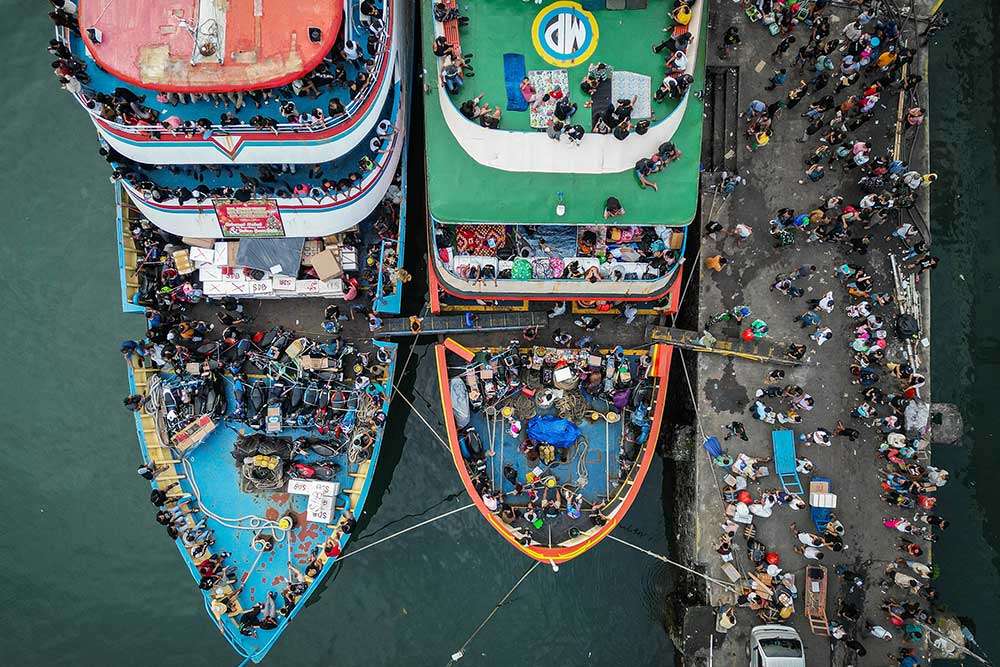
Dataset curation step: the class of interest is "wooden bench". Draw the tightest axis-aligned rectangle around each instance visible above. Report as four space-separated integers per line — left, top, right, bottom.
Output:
441 0 463 56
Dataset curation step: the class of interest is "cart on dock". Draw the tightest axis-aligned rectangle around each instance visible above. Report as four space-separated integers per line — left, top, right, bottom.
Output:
804 564 830 636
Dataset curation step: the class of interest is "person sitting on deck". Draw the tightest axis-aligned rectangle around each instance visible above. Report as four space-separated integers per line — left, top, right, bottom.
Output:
554 96 578 122
239 604 263 638
652 29 692 56
137 459 167 479
433 35 455 58
479 106 502 129
542 487 561 518
565 123 585 144
519 77 542 108
588 62 610 82
658 141 683 166
588 500 608 526
664 49 689 75
634 158 659 191
439 55 464 95
458 93 485 120
339 511 357 535
670 1 693 26
257 591 280 630
433 2 469 26
482 492 499 512
603 196 626 218
546 120 565 141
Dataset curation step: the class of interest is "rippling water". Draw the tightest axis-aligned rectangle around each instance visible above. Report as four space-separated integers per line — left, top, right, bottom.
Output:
925 0 1000 660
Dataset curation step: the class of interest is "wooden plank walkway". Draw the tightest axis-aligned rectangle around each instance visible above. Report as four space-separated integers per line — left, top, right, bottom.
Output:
645 326 806 366
376 311 549 337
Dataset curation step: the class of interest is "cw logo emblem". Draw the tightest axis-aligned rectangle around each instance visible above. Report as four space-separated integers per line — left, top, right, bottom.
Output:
531 1 599 68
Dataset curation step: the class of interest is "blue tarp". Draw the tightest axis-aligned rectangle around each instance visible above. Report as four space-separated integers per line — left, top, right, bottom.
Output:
526 414 582 449
703 436 723 458
503 53 528 111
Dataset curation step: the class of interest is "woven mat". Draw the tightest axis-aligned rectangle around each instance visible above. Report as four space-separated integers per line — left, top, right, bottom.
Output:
528 69 569 129
454 224 506 256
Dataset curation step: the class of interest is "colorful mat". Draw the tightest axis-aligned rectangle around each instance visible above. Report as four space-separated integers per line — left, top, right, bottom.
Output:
503 53 528 112
454 224 506 256
528 69 569 129
611 71 652 120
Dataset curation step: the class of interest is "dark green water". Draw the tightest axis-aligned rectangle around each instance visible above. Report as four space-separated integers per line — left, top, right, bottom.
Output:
0 5 675 666
925 0 1000 660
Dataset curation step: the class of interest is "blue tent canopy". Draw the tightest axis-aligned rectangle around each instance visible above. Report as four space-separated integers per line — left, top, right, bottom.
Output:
526 415 582 449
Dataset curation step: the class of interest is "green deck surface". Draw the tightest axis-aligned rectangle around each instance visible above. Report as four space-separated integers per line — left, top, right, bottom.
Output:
423 0 705 226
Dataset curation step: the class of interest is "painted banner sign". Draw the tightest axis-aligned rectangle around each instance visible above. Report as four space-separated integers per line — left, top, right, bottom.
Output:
214 198 285 237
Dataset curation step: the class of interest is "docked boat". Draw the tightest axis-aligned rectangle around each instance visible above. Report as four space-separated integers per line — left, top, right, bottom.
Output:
50 0 411 661
421 0 703 558
421 0 705 311
436 340 673 563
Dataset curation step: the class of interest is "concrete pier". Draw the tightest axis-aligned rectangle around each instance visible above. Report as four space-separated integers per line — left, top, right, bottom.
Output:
674 0 944 662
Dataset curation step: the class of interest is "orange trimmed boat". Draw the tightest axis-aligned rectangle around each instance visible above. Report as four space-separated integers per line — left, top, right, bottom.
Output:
435 341 673 563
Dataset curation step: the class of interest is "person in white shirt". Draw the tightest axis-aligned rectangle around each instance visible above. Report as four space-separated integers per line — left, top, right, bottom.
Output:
51 0 77 16
866 622 893 640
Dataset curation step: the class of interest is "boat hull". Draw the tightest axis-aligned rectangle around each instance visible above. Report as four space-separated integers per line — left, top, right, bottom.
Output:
434 343 673 564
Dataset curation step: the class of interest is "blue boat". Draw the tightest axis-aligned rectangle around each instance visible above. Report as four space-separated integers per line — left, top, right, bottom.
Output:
50 0 413 661
128 339 397 663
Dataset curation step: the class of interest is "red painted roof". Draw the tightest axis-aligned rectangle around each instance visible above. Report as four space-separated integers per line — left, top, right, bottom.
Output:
79 0 343 92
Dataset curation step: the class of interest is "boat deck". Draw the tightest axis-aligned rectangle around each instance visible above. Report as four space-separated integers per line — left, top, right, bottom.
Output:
130 337 397 662
78 0 343 91
439 343 673 562
422 0 705 226
67 0 384 131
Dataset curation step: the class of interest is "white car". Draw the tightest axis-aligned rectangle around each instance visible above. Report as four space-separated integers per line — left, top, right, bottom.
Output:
748 625 806 667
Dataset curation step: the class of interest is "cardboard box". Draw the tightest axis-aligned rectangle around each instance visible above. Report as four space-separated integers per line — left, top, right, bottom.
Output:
316 278 343 294
295 279 323 294
172 414 216 454
212 242 228 267
189 246 215 264
300 356 331 369
310 248 343 281
247 280 273 296
202 281 226 296
222 280 249 295
300 239 325 266
183 237 216 249
306 493 334 523
200 265 224 282
226 241 239 267
340 246 358 271
172 249 195 275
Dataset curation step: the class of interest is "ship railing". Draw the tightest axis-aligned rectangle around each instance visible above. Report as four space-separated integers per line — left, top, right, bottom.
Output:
53 0 395 138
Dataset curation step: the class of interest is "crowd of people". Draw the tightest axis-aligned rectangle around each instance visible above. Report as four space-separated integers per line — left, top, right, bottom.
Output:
48 0 388 132
100 120 397 205
439 0 695 151
703 0 955 663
